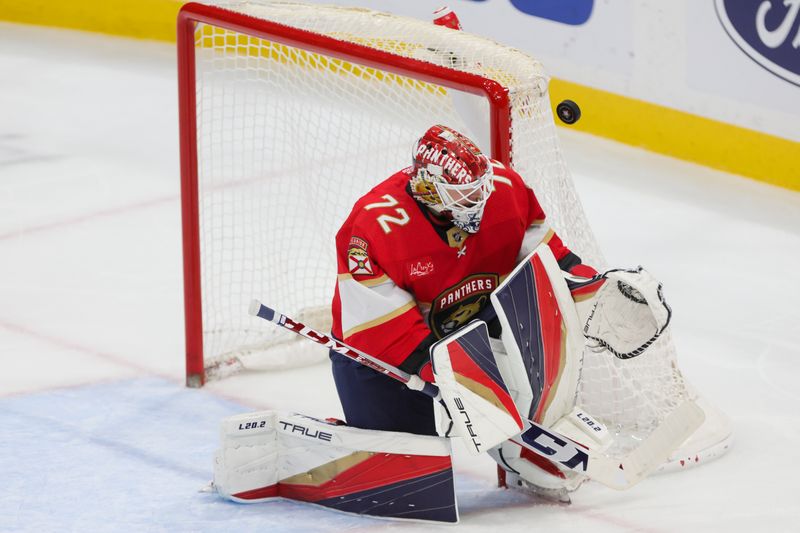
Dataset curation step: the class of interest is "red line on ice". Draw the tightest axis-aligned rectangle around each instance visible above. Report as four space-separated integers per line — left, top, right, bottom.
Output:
0 318 171 392
0 194 177 242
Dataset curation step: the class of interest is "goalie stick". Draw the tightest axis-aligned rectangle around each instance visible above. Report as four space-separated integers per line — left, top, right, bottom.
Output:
248 299 703 490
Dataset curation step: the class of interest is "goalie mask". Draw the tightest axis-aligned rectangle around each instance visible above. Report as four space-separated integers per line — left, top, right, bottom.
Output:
410 125 494 233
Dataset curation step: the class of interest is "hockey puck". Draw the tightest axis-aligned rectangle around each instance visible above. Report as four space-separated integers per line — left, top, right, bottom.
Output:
556 99 581 125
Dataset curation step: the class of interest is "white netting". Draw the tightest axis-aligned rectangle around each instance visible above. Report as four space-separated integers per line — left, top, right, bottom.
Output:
192 1 602 376
186 1 728 461
577 329 690 456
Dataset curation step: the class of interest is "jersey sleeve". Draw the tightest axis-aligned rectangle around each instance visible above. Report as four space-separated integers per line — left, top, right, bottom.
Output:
516 177 597 276
331 214 433 373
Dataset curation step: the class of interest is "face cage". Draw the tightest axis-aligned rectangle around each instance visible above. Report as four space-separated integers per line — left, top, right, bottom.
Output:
429 169 494 233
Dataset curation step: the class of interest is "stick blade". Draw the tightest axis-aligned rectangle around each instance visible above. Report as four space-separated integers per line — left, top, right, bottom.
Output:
591 400 706 489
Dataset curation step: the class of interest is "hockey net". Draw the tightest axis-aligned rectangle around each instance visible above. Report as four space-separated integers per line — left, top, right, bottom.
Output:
178 1 730 469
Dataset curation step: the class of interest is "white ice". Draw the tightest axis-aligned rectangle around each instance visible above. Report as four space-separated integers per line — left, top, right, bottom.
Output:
1 23 799 532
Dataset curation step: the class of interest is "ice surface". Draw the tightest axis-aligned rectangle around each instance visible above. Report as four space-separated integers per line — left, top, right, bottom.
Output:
1 23 799 532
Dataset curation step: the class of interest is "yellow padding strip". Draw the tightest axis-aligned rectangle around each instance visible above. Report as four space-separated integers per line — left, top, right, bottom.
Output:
550 78 800 191
2 1 796 191
0 0 184 41
194 27 447 95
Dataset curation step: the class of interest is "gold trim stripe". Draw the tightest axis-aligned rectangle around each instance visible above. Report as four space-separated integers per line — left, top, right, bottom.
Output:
455 374 511 415
338 273 390 288
343 301 416 339
492 175 513 187
281 451 374 487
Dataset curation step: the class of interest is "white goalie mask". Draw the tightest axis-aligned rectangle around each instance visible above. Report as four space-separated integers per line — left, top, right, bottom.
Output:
416 162 493 233
410 125 494 233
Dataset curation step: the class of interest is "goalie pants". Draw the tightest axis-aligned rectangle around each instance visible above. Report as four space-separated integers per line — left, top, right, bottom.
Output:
329 350 438 436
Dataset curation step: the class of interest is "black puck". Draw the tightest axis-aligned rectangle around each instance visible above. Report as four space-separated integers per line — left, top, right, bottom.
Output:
556 99 581 124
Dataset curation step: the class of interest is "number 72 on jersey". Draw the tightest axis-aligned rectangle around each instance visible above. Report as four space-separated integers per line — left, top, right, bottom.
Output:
364 194 410 234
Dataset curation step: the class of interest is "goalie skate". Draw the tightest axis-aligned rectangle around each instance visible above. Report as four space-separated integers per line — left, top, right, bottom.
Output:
501 470 572 504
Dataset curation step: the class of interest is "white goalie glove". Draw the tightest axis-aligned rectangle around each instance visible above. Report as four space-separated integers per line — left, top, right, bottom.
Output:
583 267 672 359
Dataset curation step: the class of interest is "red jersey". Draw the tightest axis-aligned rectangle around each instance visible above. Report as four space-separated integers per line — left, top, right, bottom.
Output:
331 161 577 370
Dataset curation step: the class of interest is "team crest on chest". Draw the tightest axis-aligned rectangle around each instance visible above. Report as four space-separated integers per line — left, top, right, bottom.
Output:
429 273 499 337
347 236 373 276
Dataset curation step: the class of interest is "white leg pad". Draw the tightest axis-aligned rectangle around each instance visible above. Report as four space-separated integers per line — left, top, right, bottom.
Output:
213 410 454 505
213 411 279 501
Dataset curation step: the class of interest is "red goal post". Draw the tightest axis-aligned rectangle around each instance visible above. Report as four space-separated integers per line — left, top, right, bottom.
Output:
177 3 510 387
178 3 514 387
177 1 729 472
177 1 601 386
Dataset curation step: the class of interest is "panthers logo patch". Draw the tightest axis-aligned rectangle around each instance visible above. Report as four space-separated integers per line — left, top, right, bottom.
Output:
430 273 498 337
347 236 373 276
